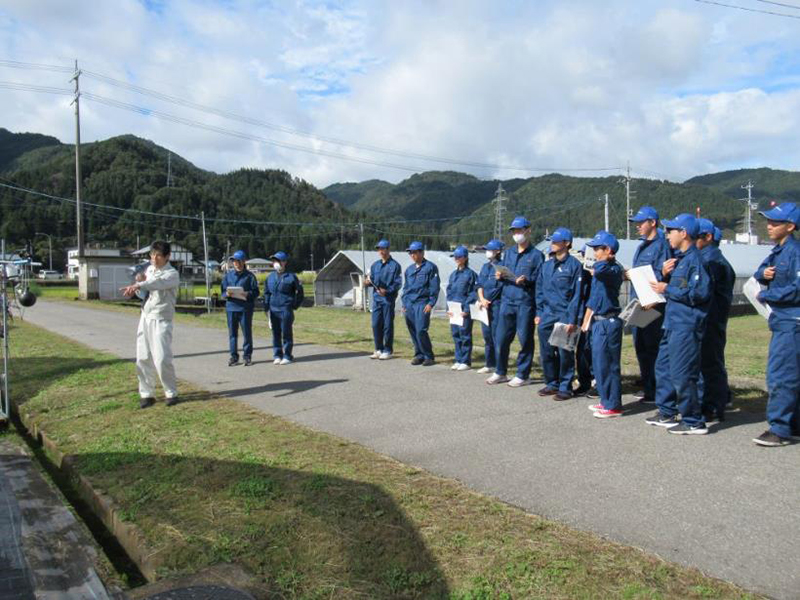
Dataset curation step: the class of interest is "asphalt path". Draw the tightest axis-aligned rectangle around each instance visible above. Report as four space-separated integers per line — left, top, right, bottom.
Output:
23 302 800 599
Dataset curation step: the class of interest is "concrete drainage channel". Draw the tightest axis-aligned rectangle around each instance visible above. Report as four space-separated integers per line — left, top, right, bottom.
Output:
5 413 262 600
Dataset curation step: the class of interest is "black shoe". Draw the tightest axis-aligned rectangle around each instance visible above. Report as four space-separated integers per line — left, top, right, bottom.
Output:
668 422 708 435
410 357 424 366
638 397 656 405
166 396 180 407
586 388 600 399
244 358 253 366
422 359 435 367
139 397 155 409
645 413 680 428
753 430 791 447
538 387 557 397
573 385 591 397
228 357 240 367
554 392 573 401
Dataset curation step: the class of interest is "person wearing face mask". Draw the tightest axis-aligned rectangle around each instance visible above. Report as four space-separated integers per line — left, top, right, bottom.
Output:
476 239 505 374
120 240 180 408
221 250 260 367
446 246 478 371
263 251 304 365
401 241 441 366
535 228 583 400
486 216 545 387
365 239 402 360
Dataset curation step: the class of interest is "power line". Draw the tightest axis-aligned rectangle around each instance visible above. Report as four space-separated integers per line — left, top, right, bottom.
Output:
755 0 800 10
694 0 800 19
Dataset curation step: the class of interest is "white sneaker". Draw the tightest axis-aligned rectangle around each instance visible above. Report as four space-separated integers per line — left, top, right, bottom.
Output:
476 366 493 374
451 362 461 370
273 358 282 365
279 358 292 365
507 377 531 387
370 351 381 359
378 352 392 360
486 373 509 385
456 363 471 371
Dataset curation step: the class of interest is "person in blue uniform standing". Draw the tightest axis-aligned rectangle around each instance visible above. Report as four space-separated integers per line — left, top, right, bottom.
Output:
626 206 671 405
751 202 800 447
402 241 441 366
446 246 478 371
695 218 735 422
581 231 625 418
221 250 260 366
646 214 712 435
574 245 594 396
535 228 583 400
476 239 505 374
263 251 304 365
486 216 545 387
366 239 402 360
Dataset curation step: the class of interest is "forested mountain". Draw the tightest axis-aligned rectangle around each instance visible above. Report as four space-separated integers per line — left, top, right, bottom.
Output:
686 167 800 201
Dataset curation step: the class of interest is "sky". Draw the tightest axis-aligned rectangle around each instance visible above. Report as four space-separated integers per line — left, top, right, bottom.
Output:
1 0 800 187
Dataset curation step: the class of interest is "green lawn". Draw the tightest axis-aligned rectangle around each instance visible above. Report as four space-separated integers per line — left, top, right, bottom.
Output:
8 321 759 599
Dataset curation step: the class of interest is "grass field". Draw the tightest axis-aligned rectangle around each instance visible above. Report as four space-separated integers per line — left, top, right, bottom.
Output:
8 321 759 599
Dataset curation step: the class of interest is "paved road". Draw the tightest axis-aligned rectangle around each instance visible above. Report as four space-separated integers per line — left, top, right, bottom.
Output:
24 302 800 599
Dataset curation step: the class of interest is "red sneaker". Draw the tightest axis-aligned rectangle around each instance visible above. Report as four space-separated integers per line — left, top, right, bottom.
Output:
588 404 603 412
594 408 623 419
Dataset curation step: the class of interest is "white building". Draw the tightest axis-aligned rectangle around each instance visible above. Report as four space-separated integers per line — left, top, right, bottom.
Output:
67 248 122 280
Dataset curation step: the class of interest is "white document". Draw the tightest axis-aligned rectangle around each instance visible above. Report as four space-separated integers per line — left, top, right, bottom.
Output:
628 265 665 306
619 299 661 328
548 323 580 352
226 286 247 300
469 301 490 326
582 245 596 269
447 301 464 326
494 265 515 280
743 276 772 320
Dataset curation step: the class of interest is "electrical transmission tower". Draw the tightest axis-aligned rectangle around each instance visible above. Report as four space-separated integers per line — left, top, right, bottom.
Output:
167 152 173 187
740 180 757 242
492 183 508 240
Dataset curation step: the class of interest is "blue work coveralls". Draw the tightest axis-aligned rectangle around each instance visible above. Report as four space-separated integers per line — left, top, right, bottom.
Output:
369 257 403 354
587 260 624 410
221 268 260 361
263 271 304 360
402 260 441 361
477 260 503 369
446 266 478 365
654 247 712 426
494 244 545 380
535 254 583 394
698 244 735 419
630 230 671 402
754 236 800 439
576 266 593 390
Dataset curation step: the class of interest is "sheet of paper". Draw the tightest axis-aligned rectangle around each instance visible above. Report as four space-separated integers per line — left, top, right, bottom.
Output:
628 265 665 306
494 265 515 280
226 286 247 300
743 276 772 320
548 322 580 352
469 301 490 326
619 299 662 328
447 301 464 326
581 245 596 269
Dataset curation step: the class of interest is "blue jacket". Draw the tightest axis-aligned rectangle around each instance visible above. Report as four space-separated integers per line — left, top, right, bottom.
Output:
263 271 304 313
535 254 583 325
369 257 402 305
477 260 503 303
498 244 545 307
755 235 800 329
402 260 441 308
586 259 623 316
221 268 260 312
663 246 711 331
631 230 671 299
446 266 478 313
699 244 735 323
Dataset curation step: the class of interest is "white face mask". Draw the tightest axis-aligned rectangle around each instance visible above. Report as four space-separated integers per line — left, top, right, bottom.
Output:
485 250 496 259
512 233 527 244
273 262 283 272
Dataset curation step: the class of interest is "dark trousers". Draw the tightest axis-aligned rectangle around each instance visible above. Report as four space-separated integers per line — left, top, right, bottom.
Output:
494 302 535 379
269 310 295 359
480 303 501 368
405 303 434 360
576 328 593 389
226 310 253 361
538 320 575 394
451 318 474 365
632 314 664 402
765 324 800 439
371 300 396 353
655 328 705 427
699 319 729 419
591 317 623 410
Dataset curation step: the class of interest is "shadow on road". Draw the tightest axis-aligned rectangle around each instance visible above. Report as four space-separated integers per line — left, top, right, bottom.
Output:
220 379 349 399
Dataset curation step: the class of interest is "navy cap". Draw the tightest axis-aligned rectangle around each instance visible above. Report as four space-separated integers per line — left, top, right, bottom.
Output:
662 213 700 237
713 226 722 243
550 227 573 243
451 245 468 258
508 215 531 230
696 218 715 236
629 206 659 222
270 251 289 262
406 241 425 252
759 201 799 225
375 239 390 249
585 230 619 254
479 239 505 251
231 250 247 261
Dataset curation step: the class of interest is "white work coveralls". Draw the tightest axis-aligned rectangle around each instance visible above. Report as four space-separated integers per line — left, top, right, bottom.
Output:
135 264 180 399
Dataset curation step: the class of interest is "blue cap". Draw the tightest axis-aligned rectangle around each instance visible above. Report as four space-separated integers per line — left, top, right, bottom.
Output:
231 250 247 261
662 213 699 237
375 239 390 249
629 206 659 222
480 239 505 251
713 226 722 242
759 201 799 225
585 230 619 254
406 241 425 252
696 218 715 236
550 227 573 243
451 245 468 258
508 216 531 230
270 251 289 262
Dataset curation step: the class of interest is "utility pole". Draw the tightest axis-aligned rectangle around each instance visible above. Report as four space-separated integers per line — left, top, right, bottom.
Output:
70 60 84 259
359 222 366 311
1 239 10 424
741 180 756 241
603 193 610 232
620 162 634 239
34 232 52 271
225 239 231 261
201 211 211 314
492 183 508 241
166 152 172 187
310 252 314 272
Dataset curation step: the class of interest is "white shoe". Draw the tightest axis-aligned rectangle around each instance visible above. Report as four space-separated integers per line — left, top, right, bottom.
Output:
456 363 471 371
507 377 531 387
378 352 392 360
486 373 509 385
370 351 381 359
273 358 281 365
279 358 292 365
451 362 461 370
477 366 492 374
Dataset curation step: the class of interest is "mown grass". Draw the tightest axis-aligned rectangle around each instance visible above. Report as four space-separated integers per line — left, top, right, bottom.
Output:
8 320 760 599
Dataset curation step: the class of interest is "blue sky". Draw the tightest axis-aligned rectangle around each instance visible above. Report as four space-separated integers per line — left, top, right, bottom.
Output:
1 0 800 186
